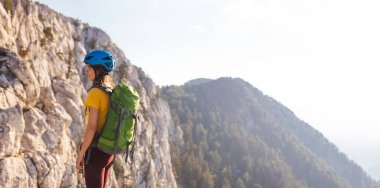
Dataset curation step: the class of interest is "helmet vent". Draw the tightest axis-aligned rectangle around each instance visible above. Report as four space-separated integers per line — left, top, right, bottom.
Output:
102 56 112 60
85 55 94 61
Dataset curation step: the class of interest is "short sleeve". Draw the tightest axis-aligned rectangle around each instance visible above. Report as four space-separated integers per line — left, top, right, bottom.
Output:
85 88 101 109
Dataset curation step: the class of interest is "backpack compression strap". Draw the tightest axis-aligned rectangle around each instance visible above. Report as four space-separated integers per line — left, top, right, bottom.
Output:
113 108 130 155
125 114 139 162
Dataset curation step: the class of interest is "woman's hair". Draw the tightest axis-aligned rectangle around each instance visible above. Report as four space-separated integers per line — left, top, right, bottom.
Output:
91 65 114 88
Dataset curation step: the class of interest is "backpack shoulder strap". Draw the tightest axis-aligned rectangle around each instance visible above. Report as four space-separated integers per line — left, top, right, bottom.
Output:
85 84 113 165
90 83 113 95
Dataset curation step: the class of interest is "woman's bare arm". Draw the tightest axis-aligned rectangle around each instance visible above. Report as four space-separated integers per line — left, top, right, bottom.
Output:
76 107 99 172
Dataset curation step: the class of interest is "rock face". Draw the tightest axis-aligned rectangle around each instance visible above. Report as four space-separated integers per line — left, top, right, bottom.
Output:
0 1 178 187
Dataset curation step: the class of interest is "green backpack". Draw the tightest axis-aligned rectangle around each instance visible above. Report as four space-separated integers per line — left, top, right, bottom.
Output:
86 82 139 163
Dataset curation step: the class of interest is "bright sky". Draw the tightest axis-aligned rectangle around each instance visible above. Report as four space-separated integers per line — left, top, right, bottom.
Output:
37 0 380 179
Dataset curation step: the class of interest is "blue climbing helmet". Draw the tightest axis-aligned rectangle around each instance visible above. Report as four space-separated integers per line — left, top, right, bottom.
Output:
83 50 115 71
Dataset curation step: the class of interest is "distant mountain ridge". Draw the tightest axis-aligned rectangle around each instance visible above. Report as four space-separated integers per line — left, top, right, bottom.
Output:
185 78 213 86
163 77 380 188
369 166 380 181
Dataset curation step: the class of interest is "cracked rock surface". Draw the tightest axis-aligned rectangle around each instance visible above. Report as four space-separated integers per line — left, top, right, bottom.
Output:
0 1 179 187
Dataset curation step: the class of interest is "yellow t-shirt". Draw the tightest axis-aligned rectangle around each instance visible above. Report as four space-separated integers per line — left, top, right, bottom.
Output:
85 88 110 133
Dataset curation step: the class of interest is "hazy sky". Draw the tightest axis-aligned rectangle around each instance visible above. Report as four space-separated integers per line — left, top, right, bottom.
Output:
37 0 380 178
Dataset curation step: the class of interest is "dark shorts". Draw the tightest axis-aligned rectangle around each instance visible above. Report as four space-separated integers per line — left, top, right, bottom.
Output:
85 147 115 188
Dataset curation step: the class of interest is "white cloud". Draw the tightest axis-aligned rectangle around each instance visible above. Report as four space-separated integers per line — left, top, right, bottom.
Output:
187 25 206 33
213 0 257 33
152 0 161 6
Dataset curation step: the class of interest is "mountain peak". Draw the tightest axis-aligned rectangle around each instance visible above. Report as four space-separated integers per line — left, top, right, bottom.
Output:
184 78 214 86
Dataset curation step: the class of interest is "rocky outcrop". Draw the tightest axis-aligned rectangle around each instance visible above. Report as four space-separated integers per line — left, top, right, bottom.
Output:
0 0 178 187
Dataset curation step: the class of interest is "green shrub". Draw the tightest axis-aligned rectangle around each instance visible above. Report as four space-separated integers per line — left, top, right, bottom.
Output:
41 37 47 47
19 49 28 58
43 27 54 41
38 13 44 21
4 0 13 12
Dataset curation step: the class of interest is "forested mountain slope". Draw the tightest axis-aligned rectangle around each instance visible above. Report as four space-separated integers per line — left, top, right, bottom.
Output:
163 77 379 188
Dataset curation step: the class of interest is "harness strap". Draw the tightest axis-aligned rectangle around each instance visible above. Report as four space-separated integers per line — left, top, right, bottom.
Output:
84 133 101 165
85 147 92 165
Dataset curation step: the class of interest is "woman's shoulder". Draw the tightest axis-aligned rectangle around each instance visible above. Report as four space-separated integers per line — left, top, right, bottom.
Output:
88 87 110 98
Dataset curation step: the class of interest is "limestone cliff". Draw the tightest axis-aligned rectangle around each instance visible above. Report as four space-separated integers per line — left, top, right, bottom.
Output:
0 0 179 187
